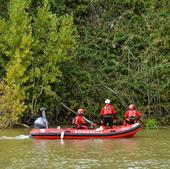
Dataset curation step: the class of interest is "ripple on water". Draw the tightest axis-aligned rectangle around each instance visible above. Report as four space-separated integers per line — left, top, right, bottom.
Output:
1 129 170 169
5 157 102 169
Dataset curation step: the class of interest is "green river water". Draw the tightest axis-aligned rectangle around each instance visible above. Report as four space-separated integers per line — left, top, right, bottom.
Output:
0 128 170 169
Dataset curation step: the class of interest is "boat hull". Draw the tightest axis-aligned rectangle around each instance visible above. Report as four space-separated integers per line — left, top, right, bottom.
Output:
30 123 142 139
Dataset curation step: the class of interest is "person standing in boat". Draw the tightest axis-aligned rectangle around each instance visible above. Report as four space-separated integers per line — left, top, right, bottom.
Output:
100 99 116 128
123 104 141 126
73 108 88 129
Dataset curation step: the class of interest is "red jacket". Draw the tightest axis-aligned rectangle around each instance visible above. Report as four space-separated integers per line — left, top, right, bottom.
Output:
100 104 116 116
124 110 141 119
74 115 86 126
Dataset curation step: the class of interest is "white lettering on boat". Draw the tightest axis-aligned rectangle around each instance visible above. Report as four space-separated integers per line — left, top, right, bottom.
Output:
74 130 103 134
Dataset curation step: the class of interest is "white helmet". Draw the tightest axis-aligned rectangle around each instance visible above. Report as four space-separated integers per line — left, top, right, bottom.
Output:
105 99 110 104
77 108 84 114
128 104 135 110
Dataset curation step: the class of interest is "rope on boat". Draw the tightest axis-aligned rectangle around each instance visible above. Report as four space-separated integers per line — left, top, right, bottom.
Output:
61 131 64 139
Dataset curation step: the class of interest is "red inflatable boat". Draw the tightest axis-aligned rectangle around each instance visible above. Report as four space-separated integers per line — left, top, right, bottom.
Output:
29 122 142 139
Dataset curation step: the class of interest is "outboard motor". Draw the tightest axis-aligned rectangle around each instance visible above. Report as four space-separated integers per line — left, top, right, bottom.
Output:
34 108 48 129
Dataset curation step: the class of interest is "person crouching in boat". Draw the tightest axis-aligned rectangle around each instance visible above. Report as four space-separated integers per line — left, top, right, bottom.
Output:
34 108 48 128
73 109 88 129
100 99 116 128
123 104 141 126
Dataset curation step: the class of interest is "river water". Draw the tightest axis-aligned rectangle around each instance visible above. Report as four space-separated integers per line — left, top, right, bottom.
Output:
0 128 170 169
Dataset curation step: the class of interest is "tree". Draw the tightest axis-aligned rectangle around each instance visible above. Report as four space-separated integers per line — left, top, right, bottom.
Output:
0 0 77 127
0 0 32 127
29 1 77 116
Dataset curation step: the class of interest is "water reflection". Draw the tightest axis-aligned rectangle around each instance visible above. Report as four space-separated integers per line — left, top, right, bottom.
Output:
60 139 64 145
31 137 142 154
1 129 170 169
30 137 142 169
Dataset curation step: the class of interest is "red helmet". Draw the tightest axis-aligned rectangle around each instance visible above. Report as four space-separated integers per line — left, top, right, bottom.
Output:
77 109 84 114
128 104 136 110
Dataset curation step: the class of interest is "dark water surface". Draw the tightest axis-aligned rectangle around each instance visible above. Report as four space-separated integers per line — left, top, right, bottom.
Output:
0 128 170 169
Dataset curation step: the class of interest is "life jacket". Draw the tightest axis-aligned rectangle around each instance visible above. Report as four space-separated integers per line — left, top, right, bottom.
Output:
128 110 137 117
72 116 87 129
72 115 85 125
103 105 112 115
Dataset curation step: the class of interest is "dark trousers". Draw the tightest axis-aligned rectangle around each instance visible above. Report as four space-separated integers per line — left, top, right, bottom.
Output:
102 116 113 127
123 116 138 126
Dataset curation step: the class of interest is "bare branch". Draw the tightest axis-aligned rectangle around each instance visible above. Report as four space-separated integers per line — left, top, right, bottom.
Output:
61 102 94 125
61 102 77 114
99 79 127 109
33 80 44 113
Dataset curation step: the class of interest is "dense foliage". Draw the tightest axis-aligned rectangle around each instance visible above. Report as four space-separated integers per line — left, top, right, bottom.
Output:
0 0 169 127
0 0 77 127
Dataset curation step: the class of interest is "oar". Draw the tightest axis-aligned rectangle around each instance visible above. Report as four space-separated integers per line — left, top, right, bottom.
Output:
82 116 94 126
61 102 95 126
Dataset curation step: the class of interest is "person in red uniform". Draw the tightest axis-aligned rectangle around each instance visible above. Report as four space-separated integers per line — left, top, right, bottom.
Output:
100 99 116 128
123 104 141 126
73 108 88 129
